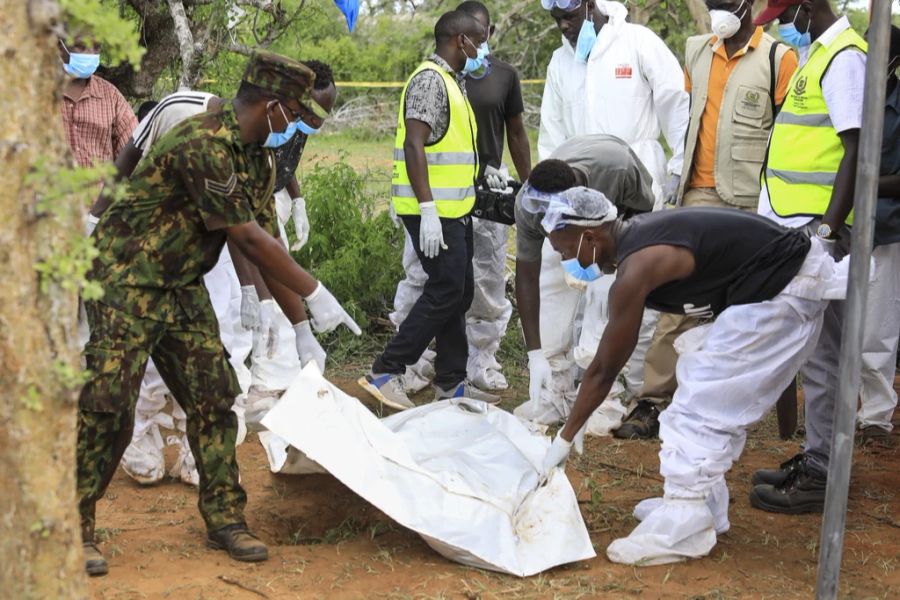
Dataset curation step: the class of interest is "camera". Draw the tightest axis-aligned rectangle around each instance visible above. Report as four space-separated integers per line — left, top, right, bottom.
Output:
472 180 521 226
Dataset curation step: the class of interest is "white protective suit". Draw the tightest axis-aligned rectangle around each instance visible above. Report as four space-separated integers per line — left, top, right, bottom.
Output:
607 240 848 565
242 189 306 426
512 243 659 431
538 1 688 197
390 218 512 393
519 1 689 431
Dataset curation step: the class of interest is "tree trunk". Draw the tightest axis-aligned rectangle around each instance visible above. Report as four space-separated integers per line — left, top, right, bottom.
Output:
0 0 87 597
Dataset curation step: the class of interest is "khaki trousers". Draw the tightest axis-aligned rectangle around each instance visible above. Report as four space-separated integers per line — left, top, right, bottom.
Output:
640 187 742 405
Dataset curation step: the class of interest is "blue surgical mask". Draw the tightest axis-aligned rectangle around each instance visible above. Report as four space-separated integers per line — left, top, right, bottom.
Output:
61 41 100 79
574 5 597 63
263 103 298 148
297 119 321 135
462 37 486 74
778 10 811 48
561 233 601 289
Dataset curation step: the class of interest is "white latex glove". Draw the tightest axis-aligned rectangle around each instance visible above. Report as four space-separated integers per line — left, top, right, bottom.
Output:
304 282 363 335
573 423 586 455
240 285 260 330
85 214 99 237
252 299 279 359
293 320 327 372
483 165 509 191
290 196 309 251
663 174 681 206
527 349 552 405
418 201 446 259
541 434 573 476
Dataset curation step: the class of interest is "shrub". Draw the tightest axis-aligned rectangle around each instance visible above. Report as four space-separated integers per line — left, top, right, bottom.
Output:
290 159 403 335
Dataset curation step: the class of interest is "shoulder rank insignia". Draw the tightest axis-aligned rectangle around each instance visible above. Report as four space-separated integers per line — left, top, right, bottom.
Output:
205 172 237 196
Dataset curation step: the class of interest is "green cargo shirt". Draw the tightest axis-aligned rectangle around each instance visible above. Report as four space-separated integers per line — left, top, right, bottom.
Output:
90 103 278 321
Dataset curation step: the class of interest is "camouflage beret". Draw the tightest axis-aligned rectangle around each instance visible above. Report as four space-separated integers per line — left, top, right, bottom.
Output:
241 50 315 106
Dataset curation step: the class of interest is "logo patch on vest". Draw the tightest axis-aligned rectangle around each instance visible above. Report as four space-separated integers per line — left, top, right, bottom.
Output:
615 64 633 79
793 75 808 97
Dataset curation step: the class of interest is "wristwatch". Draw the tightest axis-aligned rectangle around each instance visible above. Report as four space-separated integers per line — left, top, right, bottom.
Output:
816 223 835 240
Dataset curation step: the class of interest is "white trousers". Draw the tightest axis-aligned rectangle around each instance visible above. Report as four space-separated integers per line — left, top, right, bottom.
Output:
249 193 304 392
857 242 900 431
389 218 513 391
513 239 658 427
608 241 842 565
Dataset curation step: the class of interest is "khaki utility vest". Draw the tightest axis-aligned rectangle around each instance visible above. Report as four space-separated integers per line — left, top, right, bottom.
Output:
679 32 792 208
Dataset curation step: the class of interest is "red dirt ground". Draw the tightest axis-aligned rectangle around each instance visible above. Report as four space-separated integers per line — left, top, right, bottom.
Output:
88 377 900 599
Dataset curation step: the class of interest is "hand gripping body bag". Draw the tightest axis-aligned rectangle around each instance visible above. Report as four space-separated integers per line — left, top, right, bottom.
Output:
260 364 595 576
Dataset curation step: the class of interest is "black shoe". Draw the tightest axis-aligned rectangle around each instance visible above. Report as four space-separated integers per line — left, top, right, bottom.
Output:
84 542 108 576
613 400 660 440
207 523 269 562
751 452 807 487
858 425 894 448
749 463 827 514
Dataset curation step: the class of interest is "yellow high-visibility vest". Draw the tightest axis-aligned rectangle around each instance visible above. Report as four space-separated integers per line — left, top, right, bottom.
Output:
765 27 867 225
391 61 478 218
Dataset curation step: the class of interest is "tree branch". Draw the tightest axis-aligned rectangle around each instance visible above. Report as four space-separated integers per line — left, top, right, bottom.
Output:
166 0 196 90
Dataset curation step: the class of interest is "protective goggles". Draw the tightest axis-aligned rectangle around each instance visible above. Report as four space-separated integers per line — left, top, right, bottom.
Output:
541 0 583 11
518 182 569 216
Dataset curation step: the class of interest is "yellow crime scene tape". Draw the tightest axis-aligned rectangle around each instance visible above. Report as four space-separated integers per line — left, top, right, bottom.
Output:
335 79 546 88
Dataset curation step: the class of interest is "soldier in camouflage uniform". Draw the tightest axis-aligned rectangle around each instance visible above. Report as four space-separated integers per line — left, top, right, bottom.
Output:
78 51 361 576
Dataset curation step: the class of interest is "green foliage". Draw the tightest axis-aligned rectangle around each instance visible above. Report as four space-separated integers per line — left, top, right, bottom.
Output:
59 0 144 68
25 161 124 300
290 158 404 333
282 10 432 84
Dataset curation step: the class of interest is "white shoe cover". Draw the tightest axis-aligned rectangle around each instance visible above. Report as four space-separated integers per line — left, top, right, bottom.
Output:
470 367 509 392
607 498 717 566
121 406 170 485
633 482 730 535
121 425 166 485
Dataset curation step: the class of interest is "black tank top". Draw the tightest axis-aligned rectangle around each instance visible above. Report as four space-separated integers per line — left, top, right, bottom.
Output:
616 208 811 317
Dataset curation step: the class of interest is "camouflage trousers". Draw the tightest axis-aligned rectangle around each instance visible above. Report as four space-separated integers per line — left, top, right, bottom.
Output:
77 298 246 542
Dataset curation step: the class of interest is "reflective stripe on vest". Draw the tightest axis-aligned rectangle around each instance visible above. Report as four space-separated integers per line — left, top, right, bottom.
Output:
391 62 478 218
765 27 867 225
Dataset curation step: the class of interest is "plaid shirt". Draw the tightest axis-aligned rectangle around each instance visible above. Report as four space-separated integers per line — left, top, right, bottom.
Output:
61 75 137 167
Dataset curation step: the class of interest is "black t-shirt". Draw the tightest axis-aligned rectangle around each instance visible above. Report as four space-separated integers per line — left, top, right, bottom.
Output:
273 131 309 192
465 57 524 177
616 208 811 317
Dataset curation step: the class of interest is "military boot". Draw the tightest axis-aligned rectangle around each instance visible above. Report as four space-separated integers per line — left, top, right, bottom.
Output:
83 542 108 576
207 523 268 562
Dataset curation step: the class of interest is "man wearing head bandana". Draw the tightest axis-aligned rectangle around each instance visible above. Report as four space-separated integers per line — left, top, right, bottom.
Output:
536 189 848 565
